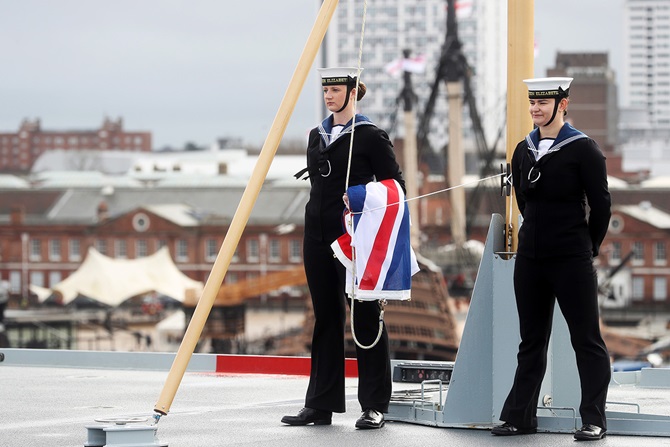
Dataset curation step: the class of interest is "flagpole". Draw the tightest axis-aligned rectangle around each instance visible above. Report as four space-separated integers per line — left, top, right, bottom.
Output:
152 0 340 418
505 0 534 252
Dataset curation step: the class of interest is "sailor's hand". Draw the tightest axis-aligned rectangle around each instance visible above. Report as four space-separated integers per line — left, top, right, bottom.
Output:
343 193 350 210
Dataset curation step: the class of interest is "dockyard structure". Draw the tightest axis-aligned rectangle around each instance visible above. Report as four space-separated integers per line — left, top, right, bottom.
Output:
0 143 669 354
0 168 669 309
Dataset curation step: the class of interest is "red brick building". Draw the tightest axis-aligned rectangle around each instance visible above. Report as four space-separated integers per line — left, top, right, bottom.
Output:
0 117 152 173
0 187 306 302
601 201 670 309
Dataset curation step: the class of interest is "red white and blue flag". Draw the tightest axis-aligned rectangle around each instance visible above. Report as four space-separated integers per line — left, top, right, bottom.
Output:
331 179 420 301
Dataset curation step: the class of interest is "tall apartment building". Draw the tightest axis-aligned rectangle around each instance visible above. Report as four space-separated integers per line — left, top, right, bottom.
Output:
622 0 670 128
0 117 152 174
547 52 619 152
323 0 507 171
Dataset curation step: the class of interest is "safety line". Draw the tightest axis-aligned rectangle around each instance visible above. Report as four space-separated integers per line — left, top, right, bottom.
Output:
344 0 368 193
349 172 505 216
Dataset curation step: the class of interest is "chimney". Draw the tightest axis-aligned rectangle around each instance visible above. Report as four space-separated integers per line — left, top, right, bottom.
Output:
10 205 25 225
97 201 109 222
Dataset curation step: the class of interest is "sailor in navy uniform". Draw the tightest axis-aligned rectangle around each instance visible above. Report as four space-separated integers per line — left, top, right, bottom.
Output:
282 67 405 429
492 77 612 441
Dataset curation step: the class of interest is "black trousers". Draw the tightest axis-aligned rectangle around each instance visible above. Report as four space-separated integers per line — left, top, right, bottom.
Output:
500 253 610 429
303 236 392 413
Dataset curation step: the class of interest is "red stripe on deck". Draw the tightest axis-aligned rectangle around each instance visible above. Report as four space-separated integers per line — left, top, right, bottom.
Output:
215 355 358 377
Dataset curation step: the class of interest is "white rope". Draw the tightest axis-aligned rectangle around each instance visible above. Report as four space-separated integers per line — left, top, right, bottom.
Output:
350 298 386 350
506 169 515 251
341 0 382 351
344 0 368 193
342 0 505 350
349 172 505 216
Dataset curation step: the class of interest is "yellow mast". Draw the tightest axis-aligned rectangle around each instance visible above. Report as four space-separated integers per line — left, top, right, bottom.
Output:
505 0 534 252
153 0 340 417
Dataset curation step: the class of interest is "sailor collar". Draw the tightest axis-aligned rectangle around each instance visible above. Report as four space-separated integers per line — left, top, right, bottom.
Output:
525 122 587 161
318 114 375 149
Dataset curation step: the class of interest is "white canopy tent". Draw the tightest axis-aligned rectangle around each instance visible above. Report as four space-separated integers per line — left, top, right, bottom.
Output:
155 309 186 351
51 247 203 306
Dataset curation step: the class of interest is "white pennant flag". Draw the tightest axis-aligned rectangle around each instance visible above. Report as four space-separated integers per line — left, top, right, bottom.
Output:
456 0 473 19
384 54 427 78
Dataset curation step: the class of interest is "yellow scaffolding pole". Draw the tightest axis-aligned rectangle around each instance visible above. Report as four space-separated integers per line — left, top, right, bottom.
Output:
505 0 534 252
153 0 340 416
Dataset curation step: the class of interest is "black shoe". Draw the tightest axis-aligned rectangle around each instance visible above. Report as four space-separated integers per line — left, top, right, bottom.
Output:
281 407 332 426
491 422 537 436
355 408 385 429
574 424 606 441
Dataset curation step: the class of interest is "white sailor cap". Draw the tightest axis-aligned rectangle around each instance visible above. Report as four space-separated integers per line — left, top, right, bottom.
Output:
523 77 573 99
318 67 363 86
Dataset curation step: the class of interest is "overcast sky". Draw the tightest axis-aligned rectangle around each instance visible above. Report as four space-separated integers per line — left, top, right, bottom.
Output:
0 0 625 149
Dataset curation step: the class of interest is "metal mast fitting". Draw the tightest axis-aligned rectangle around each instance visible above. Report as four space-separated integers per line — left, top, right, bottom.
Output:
443 0 466 246
85 417 166 447
397 48 421 248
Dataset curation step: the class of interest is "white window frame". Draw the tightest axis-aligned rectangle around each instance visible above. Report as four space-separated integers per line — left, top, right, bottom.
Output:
9 271 21 293
632 241 645 266
48 239 61 262
30 271 44 288
115 239 127 259
247 239 259 263
654 241 667 266
136 239 148 258
610 241 622 264
268 239 281 263
95 239 107 255
49 271 62 287
175 239 188 262
654 277 668 301
289 239 301 263
29 239 41 261
205 239 218 262
632 277 645 301
68 239 81 262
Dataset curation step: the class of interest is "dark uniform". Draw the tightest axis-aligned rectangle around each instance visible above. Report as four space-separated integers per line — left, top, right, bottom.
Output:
301 114 404 414
502 122 612 429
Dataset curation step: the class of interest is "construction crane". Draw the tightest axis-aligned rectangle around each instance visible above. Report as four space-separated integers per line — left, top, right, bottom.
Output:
182 266 307 352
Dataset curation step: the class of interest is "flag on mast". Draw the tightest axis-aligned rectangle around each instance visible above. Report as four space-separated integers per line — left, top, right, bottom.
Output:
455 0 473 19
384 54 427 78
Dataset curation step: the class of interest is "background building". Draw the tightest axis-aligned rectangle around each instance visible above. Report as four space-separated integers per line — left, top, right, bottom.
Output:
323 0 507 172
548 52 619 153
621 0 670 129
0 117 151 174
618 0 670 176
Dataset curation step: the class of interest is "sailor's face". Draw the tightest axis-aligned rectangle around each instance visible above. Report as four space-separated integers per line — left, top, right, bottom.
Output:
528 98 555 126
323 85 351 112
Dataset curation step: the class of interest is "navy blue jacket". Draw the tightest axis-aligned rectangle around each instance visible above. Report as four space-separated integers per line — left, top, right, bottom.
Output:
302 114 405 243
511 123 611 259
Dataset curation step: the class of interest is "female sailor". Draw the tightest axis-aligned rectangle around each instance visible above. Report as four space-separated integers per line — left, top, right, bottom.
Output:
282 67 405 430
492 77 612 441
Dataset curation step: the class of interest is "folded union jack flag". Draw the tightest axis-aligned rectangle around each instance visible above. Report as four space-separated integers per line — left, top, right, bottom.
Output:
331 179 420 301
